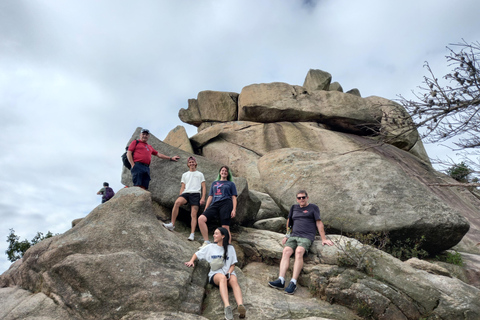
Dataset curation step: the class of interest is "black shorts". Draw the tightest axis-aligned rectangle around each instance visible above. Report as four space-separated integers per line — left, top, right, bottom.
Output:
201 198 233 226
179 193 200 206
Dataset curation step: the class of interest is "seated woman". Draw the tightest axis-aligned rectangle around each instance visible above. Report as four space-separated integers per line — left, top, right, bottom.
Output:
185 227 246 320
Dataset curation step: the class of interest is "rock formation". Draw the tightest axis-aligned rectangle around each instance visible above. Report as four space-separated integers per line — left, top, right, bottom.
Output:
2 68 480 320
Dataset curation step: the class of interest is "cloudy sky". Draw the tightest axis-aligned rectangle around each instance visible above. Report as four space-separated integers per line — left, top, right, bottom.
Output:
1 0 479 273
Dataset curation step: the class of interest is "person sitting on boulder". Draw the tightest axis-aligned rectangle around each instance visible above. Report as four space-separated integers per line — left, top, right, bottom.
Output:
268 190 334 295
97 182 115 203
198 166 237 249
163 156 206 241
185 227 246 320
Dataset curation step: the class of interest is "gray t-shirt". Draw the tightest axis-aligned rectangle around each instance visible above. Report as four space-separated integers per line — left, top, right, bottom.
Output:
288 203 321 242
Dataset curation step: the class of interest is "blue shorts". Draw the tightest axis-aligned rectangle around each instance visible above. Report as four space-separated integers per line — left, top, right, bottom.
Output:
131 162 151 189
201 198 233 226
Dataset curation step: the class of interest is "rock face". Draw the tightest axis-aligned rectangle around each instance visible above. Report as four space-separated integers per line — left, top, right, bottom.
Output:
3 68 480 320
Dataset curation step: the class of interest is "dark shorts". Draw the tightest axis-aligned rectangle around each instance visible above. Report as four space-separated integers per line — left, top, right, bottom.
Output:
201 198 233 226
131 162 151 189
285 236 313 254
179 193 201 206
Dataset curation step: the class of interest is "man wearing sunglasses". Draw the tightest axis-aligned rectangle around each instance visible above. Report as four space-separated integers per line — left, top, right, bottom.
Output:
268 190 333 295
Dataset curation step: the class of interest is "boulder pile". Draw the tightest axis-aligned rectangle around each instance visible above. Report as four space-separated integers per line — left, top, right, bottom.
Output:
2 69 480 320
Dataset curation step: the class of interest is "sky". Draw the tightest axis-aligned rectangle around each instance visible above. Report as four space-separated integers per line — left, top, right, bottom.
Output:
1 0 480 273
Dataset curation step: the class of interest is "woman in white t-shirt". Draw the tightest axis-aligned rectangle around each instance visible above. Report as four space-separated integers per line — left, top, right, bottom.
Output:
185 227 246 320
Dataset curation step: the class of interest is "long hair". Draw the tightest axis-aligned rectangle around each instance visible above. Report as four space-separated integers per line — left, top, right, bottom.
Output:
216 166 233 181
217 227 230 262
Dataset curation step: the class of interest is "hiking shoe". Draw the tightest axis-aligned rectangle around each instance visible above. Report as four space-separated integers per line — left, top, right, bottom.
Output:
187 233 195 241
284 281 297 295
224 306 233 320
162 222 175 231
268 278 285 290
198 242 210 250
238 304 246 318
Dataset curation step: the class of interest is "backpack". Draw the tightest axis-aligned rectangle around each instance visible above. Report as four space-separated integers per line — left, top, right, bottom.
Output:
104 187 115 201
121 140 139 170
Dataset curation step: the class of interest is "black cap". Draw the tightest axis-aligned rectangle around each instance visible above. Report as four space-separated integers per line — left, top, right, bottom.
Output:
141 129 150 134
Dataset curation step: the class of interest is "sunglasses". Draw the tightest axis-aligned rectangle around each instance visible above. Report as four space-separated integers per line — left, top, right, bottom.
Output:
296 196 306 200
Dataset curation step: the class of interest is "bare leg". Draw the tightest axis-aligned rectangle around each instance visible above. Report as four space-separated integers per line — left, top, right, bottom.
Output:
291 247 306 280
190 205 199 234
198 215 209 241
171 197 187 225
214 273 230 307
279 246 294 278
227 275 243 306
222 225 232 244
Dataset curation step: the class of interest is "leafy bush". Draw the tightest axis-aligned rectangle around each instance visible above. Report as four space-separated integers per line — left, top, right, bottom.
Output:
435 250 463 266
5 228 54 262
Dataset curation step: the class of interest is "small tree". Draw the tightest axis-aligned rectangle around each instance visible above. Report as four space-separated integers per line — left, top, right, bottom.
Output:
398 40 480 183
446 161 472 182
6 229 54 262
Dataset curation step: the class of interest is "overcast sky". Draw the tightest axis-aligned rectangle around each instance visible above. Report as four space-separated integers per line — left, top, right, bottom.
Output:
1 0 479 273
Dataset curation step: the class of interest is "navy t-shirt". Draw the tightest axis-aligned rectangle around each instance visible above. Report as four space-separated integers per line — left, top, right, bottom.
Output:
209 180 237 204
288 203 321 242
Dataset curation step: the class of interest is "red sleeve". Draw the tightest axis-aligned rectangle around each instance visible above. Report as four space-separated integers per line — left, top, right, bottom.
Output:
127 140 137 152
150 145 158 155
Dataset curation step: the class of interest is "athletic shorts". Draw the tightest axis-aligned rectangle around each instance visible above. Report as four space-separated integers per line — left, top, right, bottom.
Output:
201 198 233 226
285 236 313 254
179 193 201 206
131 162 151 189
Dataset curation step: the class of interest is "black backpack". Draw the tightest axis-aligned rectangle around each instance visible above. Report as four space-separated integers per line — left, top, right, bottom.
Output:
121 140 139 170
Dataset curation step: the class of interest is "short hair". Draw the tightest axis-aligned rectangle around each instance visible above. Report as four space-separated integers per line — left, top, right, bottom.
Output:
187 156 197 168
103 182 109 187
296 190 308 197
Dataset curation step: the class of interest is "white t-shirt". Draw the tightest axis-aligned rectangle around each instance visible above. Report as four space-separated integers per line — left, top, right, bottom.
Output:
181 170 205 194
195 243 238 280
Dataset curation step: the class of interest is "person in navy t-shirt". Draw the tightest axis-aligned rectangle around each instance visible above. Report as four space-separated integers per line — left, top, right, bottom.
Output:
198 166 237 248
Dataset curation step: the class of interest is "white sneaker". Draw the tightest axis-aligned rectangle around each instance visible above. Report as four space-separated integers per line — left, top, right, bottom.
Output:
198 241 210 250
162 222 175 231
188 233 195 241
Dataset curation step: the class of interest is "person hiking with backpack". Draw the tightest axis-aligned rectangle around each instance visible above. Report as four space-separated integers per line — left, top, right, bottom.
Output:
126 128 180 190
97 182 115 203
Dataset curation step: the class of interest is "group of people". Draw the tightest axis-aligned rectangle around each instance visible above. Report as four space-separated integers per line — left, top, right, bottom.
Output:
123 128 334 320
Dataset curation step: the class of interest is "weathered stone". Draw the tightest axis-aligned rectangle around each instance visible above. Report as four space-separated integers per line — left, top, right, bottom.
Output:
0 188 209 319
346 88 361 97
121 128 259 225
163 125 194 154
329 81 344 92
178 98 202 127
303 69 332 92
250 190 283 220
404 258 451 276
253 217 286 233
71 218 83 228
257 142 471 253
178 91 238 127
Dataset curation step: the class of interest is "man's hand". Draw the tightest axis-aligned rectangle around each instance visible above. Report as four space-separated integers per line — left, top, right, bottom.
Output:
282 237 288 245
171 156 180 161
322 239 334 246
200 199 205 206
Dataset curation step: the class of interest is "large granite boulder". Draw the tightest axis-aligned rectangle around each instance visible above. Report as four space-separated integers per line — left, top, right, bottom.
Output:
257 138 472 253
0 188 210 319
163 125 194 154
179 90 239 127
121 128 260 225
303 68 332 92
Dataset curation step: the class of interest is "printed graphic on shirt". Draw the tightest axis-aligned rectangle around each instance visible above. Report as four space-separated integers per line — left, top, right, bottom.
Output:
214 182 225 196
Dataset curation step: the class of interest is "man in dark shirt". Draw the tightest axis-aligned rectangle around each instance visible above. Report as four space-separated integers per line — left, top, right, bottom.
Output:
268 190 333 295
126 128 179 190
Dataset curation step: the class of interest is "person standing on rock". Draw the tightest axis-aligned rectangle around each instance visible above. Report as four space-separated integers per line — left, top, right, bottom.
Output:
97 182 115 203
268 190 333 295
198 166 237 249
163 156 206 241
126 128 180 190
185 227 246 320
